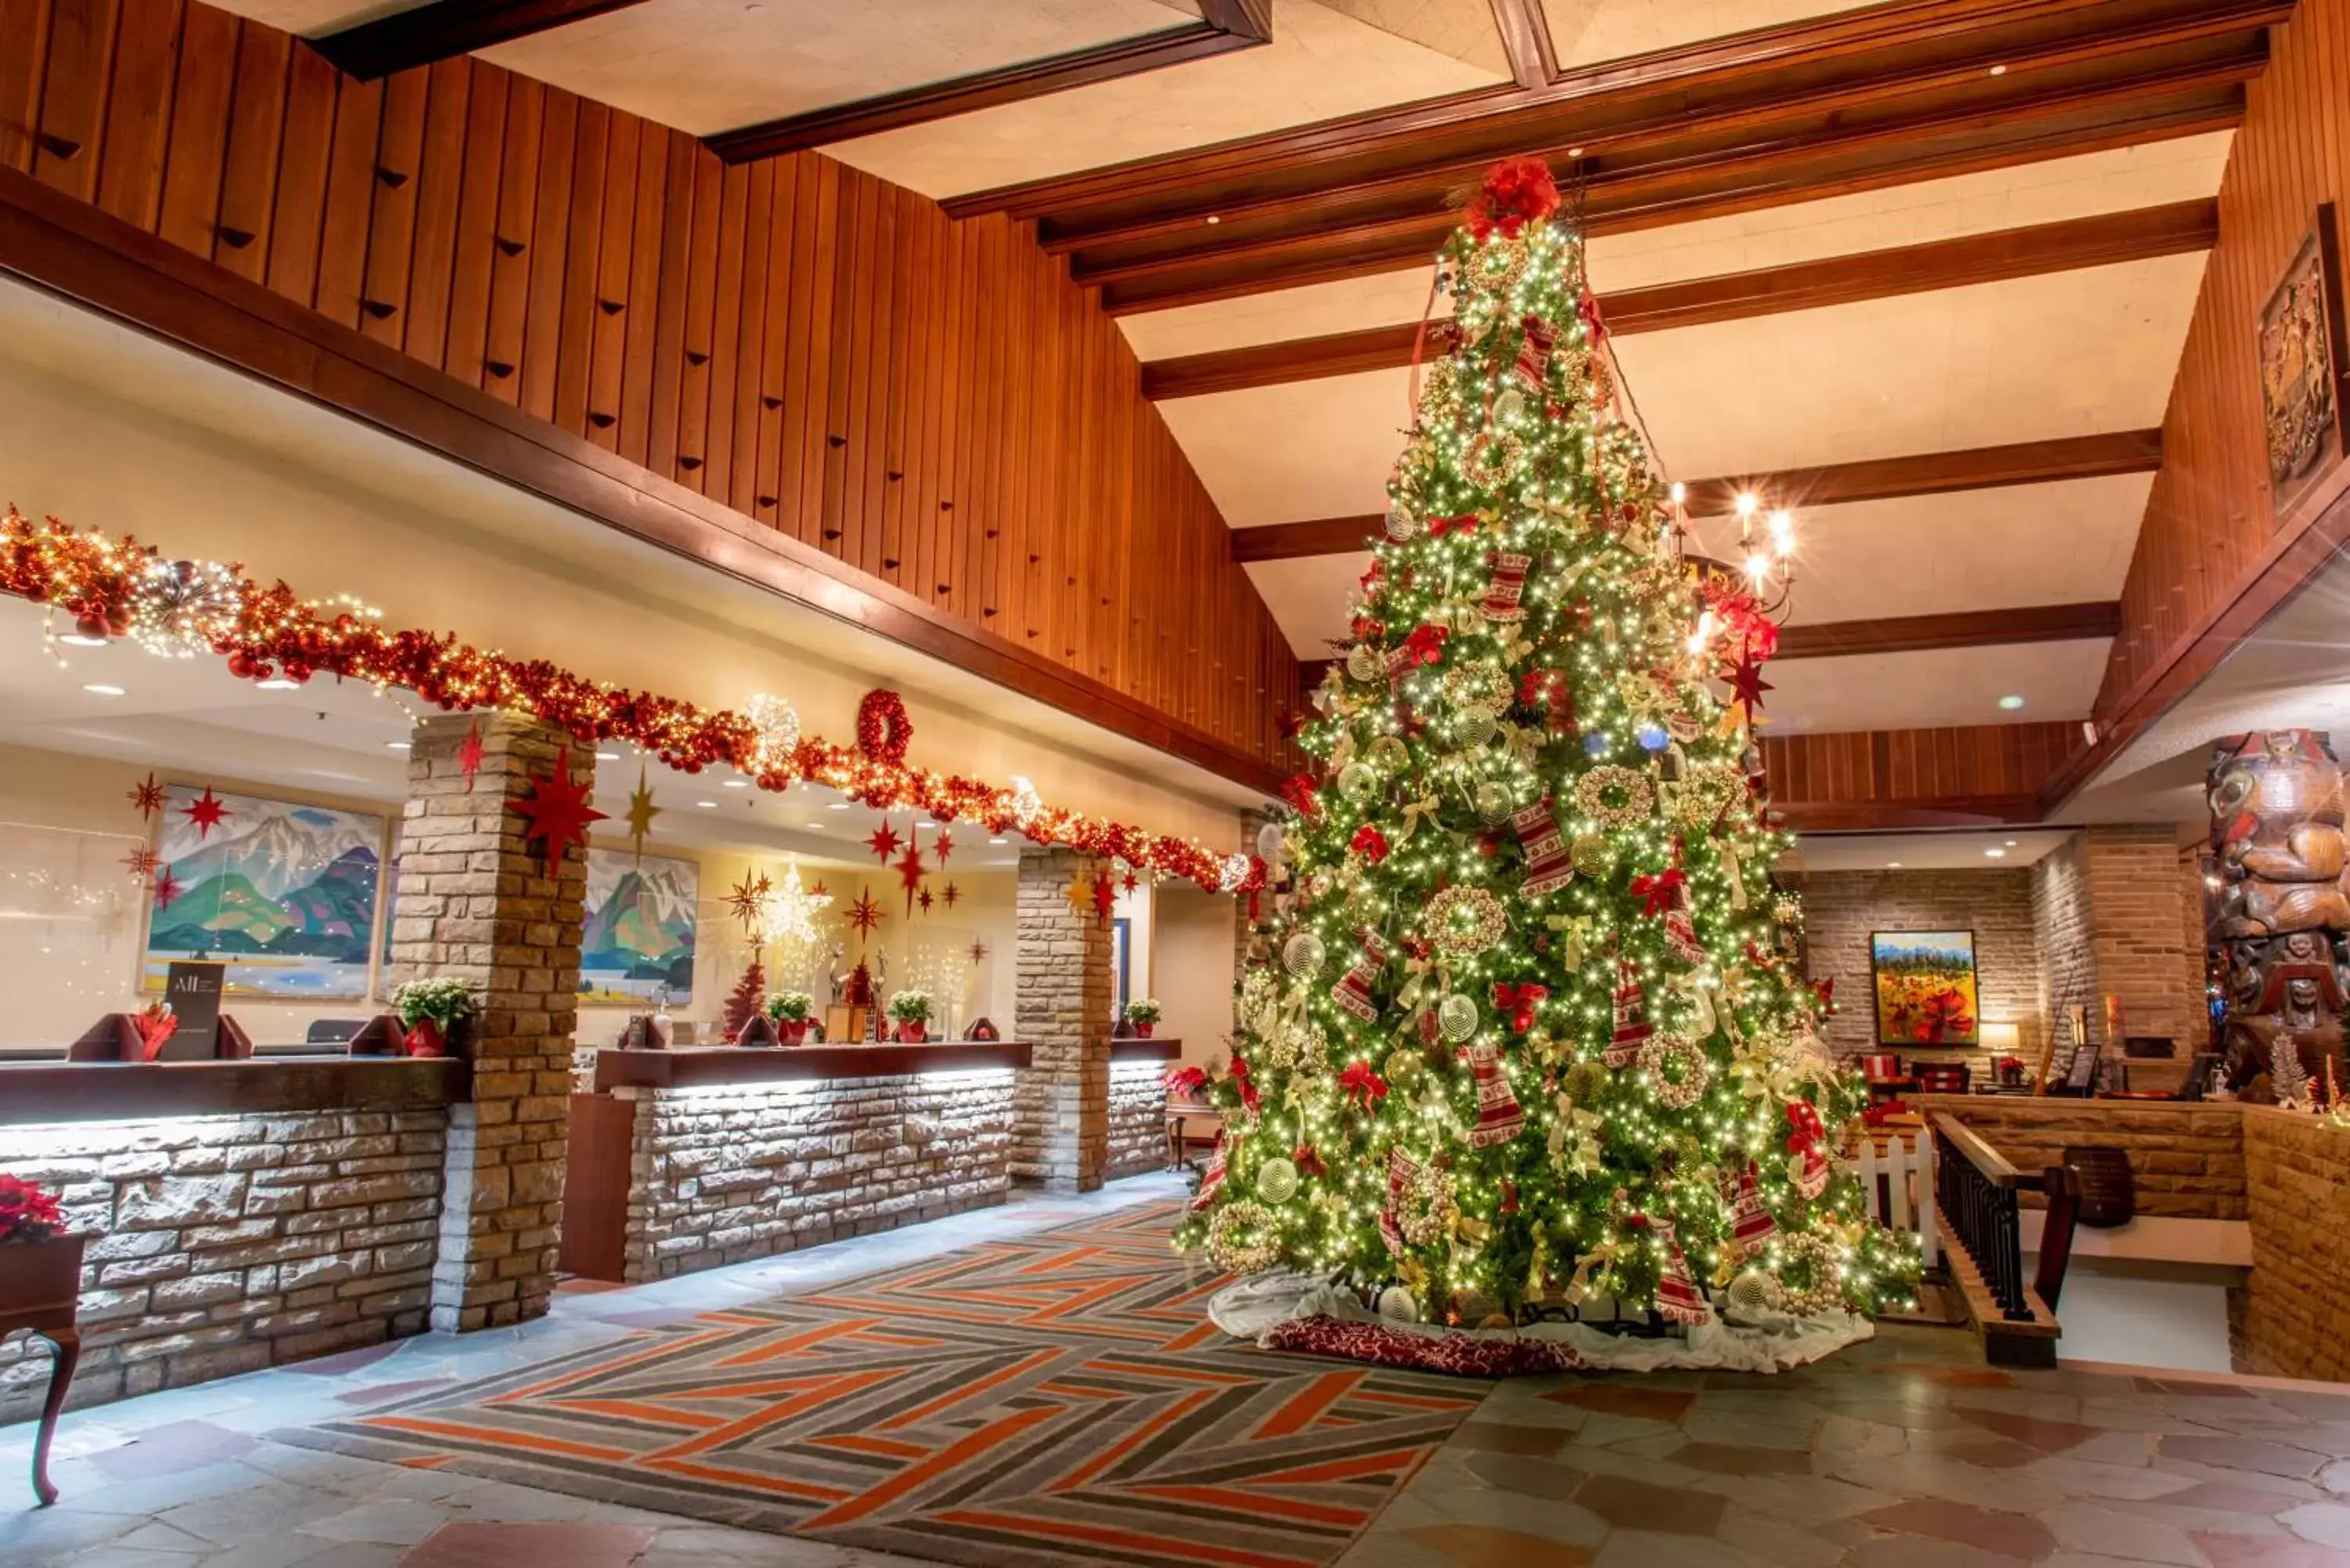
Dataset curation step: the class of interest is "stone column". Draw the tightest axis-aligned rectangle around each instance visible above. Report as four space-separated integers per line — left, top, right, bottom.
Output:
1014 845 1112 1190
389 713 591 1331
2031 826 2200 1071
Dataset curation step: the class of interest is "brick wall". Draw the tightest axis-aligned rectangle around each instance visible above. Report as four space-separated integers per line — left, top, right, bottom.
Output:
2235 1108 2350 1383
0 1109 446 1422
1793 868 2042 1071
1107 1059 1164 1180
2033 834 2098 1064
620 1071 1014 1281
1918 1096 2247 1219
1014 846 1112 1190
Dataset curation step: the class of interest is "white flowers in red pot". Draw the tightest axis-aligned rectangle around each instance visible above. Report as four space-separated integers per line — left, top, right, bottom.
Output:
888 989 934 1044
392 977 474 1058
1124 998 1163 1039
767 990 815 1046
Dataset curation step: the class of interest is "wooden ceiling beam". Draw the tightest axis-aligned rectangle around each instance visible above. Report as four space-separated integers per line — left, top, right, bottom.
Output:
1229 430 2164 562
1774 602 2122 660
1773 795 2045 830
1084 58 2254 311
308 0 654 80
956 0 2285 225
1141 201 2214 399
705 2 1271 163
1765 721 2084 830
1488 0 1557 90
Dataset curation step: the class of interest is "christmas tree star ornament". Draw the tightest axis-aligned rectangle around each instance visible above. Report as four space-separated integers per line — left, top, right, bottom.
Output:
508 746 606 876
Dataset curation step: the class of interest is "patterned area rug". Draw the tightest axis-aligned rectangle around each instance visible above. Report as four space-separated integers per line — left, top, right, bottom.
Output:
277 1203 1486 1568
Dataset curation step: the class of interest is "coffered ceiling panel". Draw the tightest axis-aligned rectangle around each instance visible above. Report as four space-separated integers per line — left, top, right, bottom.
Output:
1755 641 2110 736
1538 0 1871 71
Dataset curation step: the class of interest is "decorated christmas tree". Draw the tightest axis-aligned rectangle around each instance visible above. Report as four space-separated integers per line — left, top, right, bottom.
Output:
1180 159 1918 1332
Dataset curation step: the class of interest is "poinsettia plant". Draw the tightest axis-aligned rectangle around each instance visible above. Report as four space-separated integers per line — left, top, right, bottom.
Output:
0 1175 66 1244
887 989 934 1024
1124 999 1163 1025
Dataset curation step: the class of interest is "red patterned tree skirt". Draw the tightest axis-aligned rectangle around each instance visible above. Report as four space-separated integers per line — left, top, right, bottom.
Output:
1259 1314 1586 1376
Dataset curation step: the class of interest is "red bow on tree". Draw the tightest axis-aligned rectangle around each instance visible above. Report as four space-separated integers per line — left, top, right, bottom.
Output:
1785 1100 1825 1156
1629 868 1687 918
1280 772 1321 819
1401 623 1448 669
1292 1143 1327 1178
1359 559 1384 592
1428 513 1480 539
1351 824 1390 864
1340 1060 1390 1111
1491 981 1548 1034
1466 155 1560 241
1229 1052 1261 1115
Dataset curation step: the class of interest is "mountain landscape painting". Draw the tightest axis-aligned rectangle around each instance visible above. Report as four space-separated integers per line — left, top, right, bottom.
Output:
581 848 697 1005
142 786 386 999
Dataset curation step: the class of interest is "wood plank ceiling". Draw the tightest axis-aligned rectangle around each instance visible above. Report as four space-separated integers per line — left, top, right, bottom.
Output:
73 0 2308 828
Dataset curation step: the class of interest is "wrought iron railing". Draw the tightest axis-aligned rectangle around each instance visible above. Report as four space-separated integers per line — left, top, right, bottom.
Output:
1932 1114 2032 1321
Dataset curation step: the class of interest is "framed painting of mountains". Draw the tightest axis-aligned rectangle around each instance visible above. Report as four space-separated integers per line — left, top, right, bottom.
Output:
580 848 698 1006
142 785 386 1000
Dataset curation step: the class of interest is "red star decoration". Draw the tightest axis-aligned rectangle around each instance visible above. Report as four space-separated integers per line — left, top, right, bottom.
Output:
122 845 160 880
457 721 486 791
180 786 232 840
812 880 830 898
895 840 927 916
152 864 185 910
942 881 961 909
725 872 772 930
969 940 989 963
508 746 606 876
845 889 885 937
1122 871 1139 895
866 820 902 865
1092 873 1115 927
1730 644 1773 713
128 772 166 818
932 826 953 866
918 887 935 914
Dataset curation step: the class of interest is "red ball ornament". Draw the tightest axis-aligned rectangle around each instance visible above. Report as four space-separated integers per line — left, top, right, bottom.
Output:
74 612 110 642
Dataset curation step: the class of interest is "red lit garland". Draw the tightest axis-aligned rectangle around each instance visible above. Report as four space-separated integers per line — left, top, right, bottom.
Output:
2 508 1242 891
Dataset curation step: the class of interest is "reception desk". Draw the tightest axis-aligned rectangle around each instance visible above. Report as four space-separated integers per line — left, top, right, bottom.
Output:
0 1054 472 1421
560 1041 1034 1283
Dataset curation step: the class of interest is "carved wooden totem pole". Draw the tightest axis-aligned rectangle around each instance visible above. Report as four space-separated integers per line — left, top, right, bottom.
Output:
2208 728 2350 1103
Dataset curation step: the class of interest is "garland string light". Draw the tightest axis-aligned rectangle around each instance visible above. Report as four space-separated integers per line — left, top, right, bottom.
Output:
0 506 1258 892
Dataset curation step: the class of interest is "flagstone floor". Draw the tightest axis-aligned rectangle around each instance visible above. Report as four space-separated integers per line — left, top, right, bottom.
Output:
5 1170 2349 1568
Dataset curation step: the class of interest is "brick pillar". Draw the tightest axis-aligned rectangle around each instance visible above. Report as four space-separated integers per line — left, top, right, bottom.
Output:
2031 826 2200 1068
1014 846 1112 1191
389 714 591 1331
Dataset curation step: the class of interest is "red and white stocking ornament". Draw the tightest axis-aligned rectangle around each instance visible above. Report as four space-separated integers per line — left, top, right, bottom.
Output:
1512 799 1574 898
1650 1218 1713 1326
1331 927 1390 1022
1664 905 1704 965
1379 1144 1419 1256
1513 316 1557 391
1458 1041 1526 1148
1786 1100 1831 1200
1482 551 1531 624
1606 962 1652 1068
1191 1137 1228 1213
1730 1162 1777 1256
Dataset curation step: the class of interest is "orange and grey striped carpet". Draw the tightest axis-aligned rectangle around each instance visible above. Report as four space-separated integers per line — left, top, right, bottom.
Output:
279 1203 1486 1568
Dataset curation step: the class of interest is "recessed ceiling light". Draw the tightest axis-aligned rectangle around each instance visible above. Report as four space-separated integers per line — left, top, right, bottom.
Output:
2005 840 2019 847
1886 861 1902 869
59 631 110 648
723 779 749 789
256 677 300 691
1984 847 2007 858
596 751 621 761
384 740 410 750
916 820 936 829
1567 146 1584 157
696 800 718 809
1988 63 2007 75
1997 694 2026 710
82 683 125 697
1204 214 1220 225
828 801 851 811
989 836 1009 845
804 822 823 830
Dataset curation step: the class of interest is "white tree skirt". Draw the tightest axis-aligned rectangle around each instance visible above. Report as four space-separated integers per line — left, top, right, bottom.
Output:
1207 1274 1875 1374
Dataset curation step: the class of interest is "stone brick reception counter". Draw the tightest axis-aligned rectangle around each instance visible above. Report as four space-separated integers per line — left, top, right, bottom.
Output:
0 1056 470 1421
1109 1037 1180 1179
559 1042 1033 1283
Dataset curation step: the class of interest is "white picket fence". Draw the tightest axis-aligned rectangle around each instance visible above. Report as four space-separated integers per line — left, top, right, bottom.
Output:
1844 1131 1940 1270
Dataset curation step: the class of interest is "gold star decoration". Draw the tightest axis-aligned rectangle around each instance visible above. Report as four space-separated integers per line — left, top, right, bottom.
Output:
625 764 660 860
1067 875 1095 916
725 871 772 931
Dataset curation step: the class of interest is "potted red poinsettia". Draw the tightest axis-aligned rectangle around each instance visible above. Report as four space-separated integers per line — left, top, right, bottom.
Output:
392 977 474 1059
766 991 815 1046
1124 999 1163 1039
0 1176 83 1320
887 989 933 1045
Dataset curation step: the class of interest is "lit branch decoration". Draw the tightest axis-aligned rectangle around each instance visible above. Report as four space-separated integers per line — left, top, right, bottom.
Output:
0 508 1261 893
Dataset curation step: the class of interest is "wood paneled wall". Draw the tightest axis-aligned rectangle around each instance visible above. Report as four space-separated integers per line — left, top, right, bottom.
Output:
2102 0 2350 713
0 0 1300 776
1763 723 2084 828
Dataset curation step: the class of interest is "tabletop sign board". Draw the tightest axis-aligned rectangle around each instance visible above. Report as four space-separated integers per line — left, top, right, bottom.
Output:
160 961 226 1059
2062 1042 2102 1094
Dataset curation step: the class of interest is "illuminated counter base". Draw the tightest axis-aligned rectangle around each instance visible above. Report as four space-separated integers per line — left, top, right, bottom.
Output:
564 1044 1032 1284
0 1059 468 1421
1108 1038 1180 1180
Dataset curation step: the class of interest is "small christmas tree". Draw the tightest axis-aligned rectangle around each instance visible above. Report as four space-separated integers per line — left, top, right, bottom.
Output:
1180 157 1918 1332
723 956 767 1041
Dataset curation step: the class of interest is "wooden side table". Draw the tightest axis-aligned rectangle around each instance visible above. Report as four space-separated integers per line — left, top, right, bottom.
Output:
1166 1101 1220 1171
2 1231 87 1506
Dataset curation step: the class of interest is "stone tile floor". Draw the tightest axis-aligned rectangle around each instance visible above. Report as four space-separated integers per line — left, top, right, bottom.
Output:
6 1169 2348 1568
